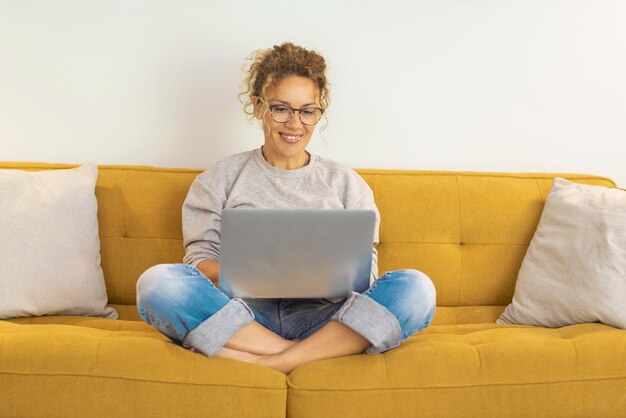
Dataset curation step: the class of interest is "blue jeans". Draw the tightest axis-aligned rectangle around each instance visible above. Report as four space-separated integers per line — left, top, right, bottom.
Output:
136 264 436 356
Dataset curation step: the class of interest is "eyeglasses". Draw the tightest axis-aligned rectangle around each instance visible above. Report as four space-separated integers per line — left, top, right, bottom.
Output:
267 104 324 125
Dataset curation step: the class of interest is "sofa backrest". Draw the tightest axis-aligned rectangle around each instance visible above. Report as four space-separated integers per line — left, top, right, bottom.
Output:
1 162 616 309
358 170 615 309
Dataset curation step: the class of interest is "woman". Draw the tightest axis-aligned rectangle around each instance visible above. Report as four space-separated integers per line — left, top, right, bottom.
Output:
136 42 436 374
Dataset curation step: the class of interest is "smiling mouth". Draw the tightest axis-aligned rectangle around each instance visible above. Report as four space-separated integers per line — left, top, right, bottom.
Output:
279 133 303 144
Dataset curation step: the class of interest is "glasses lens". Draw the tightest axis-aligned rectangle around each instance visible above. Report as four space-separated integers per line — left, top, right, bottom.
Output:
270 105 292 123
299 108 322 125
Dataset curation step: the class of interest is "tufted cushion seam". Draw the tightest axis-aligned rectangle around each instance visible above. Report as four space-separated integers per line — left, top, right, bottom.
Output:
0 371 286 389
286 375 626 392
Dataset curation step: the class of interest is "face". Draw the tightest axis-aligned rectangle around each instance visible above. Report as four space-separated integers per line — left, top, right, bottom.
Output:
254 75 320 169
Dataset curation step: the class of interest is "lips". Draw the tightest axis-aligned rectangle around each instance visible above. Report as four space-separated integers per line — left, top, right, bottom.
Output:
279 133 303 144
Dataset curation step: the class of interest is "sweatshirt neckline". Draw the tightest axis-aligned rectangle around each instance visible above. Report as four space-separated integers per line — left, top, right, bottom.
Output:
253 147 318 179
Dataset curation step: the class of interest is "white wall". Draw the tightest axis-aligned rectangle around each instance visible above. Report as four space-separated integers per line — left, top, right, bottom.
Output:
2 0 625 186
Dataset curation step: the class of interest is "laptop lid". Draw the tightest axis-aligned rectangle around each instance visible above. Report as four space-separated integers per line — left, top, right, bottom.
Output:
219 209 375 299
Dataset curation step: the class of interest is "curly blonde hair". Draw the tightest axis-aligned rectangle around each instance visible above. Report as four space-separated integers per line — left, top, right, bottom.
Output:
239 42 330 119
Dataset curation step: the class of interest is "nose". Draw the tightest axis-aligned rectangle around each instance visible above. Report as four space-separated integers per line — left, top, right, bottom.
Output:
285 110 304 129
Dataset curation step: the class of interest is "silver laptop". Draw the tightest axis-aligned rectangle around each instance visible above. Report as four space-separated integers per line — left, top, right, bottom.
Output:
218 209 375 299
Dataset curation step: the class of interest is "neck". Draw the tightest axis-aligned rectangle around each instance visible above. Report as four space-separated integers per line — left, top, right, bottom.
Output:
261 146 310 170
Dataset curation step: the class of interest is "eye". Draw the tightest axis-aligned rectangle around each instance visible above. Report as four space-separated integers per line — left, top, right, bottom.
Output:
301 108 315 116
272 105 290 113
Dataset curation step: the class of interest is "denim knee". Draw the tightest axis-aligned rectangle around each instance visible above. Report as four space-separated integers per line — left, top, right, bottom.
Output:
136 263 230 340
331 269 437 354
136 264 176 312
136 264 173 324
136 263 257 355
366 269 437 340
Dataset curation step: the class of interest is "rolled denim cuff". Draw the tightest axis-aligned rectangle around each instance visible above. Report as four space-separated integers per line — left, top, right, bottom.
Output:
183 298 254 356
330 291 402 354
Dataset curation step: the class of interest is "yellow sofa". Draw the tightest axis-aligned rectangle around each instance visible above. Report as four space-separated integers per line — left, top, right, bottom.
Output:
1 162 625 418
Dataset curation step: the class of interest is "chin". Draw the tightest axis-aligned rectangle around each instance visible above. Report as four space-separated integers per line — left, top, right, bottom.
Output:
274 138 308 154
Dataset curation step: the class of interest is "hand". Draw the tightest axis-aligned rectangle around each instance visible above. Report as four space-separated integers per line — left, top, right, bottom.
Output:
196 259 220 287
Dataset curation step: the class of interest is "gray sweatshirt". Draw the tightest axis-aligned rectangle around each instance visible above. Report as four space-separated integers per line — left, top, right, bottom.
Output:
182 147 380 284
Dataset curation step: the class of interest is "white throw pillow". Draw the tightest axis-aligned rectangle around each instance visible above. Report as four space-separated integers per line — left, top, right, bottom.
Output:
0 165 117 319
497 178 626 329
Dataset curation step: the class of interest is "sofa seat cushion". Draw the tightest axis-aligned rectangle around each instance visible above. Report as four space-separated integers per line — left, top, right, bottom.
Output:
287 323 626 418
0 321 286 418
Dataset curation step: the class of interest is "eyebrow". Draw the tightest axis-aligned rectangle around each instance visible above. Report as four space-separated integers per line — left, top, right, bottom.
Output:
269 100 318 107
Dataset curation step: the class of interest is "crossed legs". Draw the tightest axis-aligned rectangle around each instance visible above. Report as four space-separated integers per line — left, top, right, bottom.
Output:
137 265 436 375
213 319 370 374
220 320 296 355
212 269 438 373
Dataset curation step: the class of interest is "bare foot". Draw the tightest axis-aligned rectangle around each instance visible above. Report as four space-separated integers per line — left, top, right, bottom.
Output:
189 340 297 357
187 345 293 374
213 346 263 364
189 345 294 373
256 352 294 374
187 340 300 373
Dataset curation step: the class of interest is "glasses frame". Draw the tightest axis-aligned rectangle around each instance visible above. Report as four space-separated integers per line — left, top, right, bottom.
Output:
266 103 325 126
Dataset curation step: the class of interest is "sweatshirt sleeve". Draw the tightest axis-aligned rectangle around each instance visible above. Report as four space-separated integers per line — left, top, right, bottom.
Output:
182 169 226 267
